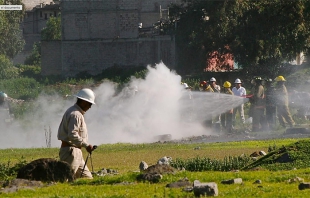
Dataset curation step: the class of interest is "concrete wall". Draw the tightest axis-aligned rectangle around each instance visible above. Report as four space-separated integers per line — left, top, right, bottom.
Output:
41 41 62 75
58 36 175 76
61 0 181 40
41 0 180 76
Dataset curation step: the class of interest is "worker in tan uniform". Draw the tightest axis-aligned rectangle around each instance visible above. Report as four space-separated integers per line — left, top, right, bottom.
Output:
274 76 295 128
250 77 265 132
58 88 96 179
220 81 234 133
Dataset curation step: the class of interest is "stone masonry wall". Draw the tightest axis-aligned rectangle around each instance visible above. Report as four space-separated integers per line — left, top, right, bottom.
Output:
61 0 181 40
41 41 62 75
41 0 180 75
58 36 175 76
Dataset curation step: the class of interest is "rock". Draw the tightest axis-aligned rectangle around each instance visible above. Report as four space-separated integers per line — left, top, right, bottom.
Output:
276 153 293 163
221 178 243 184
137 164 176 183
250 152 260 157
251 157 258 161
1 179 44 193
166 178 191 188
259 151 267 156
17 158 74 182
253 180 262 184
139 161 148 171
137 173 163 183
154 134 172 142
288 177 304 183
193 180 218 196
157 156 172 165
299 182 310 190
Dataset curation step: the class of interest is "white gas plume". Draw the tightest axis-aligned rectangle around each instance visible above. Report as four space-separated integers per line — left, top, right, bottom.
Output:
0 62 247 148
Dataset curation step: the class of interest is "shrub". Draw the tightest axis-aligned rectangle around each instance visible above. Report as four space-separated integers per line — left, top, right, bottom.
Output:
0 77 42 100
171 155 253 172
0 54 20 79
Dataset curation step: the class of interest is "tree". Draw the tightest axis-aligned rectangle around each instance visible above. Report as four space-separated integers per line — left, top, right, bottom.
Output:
0 54 20 79
0 0 25 57
168 0 310 76
24 42 41 66
0 0 25 59
41 15 61 41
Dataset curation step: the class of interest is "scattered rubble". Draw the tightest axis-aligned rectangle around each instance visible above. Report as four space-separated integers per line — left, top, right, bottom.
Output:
1 179 45 193
157 156 172 165
166 178 191 188
139 161 148 171
137 157 177 183
299 182 310 190
288 177 304 183
253 180 262 184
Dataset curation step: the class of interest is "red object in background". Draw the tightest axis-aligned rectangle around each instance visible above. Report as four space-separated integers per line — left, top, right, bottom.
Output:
205 45 234 72
243 94 254 98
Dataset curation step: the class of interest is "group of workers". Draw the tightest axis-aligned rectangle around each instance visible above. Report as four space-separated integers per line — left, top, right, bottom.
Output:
0 76 296 180
192 75 295 133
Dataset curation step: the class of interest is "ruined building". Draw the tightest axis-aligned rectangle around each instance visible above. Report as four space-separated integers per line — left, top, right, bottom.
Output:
41 0 181 76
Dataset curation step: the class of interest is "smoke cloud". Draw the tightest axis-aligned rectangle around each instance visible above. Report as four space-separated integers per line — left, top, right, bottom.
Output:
0 62 247 148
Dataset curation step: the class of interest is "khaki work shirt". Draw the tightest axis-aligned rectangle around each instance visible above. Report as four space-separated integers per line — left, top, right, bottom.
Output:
57 104 89 148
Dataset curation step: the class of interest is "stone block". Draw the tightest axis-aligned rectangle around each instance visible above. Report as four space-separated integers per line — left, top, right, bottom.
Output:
193 180 218 196
221 178 243 184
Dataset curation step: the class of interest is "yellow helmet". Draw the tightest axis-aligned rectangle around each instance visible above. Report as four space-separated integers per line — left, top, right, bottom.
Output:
223 81 231 88
275 76 286 82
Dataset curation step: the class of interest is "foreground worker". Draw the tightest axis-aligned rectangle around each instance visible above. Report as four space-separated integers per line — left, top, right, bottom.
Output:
220 81 234 133
58 88 96 179
274 76 295 128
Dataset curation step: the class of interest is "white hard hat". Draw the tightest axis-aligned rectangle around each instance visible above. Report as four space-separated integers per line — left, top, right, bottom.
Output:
75 88 96 104
210 77 216 82
0 92 7 98
183 83 189 89
234 78 242 84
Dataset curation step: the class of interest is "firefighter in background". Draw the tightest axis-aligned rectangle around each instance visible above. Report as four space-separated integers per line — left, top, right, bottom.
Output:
207 77 221 92
220 81 234 133
0 92 13 123
274 76 295 128
250 77 265 132
265 78 277 130
232 78 246 124
0 92 11 110
199 80 209 91
199 80 213 128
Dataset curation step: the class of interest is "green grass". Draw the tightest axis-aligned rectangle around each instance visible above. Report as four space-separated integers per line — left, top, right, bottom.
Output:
1 138 310 197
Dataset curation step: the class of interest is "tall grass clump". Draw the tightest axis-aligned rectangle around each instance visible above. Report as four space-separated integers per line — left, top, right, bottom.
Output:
171 155 253 171
0 159 27 180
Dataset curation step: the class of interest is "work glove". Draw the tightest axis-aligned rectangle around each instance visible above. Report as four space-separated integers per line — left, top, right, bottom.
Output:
86 145 94 153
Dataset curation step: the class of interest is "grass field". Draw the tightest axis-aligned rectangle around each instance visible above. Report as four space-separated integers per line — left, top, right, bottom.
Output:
1 138 310 197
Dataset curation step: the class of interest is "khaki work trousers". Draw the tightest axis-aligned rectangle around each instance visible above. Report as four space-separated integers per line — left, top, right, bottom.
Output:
59 147 93 179
277 105 295 127
233 104 245 124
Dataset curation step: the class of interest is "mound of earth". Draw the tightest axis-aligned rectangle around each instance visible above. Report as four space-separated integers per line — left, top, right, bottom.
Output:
242 140 310 170
17 158 74 182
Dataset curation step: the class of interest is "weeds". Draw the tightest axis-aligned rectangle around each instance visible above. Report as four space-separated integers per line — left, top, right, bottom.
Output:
171 155 253 172
0 158 27 180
